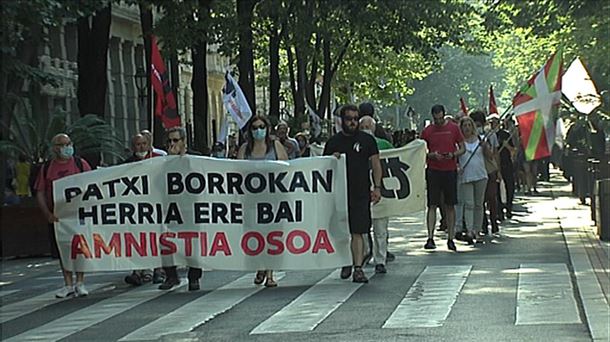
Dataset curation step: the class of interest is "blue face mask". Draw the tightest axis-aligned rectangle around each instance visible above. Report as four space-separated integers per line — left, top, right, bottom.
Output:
59 146 74 159
252 128 267 141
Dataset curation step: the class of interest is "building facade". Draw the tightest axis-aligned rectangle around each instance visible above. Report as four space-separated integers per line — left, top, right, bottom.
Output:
38 3 229 154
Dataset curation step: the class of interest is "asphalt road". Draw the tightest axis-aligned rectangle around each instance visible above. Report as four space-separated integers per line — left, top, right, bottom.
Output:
0 180 599 342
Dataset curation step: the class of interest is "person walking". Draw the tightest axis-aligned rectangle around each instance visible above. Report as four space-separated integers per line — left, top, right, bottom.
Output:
158 127 203 292
359 116 393 273
456 116 491 245
420 104 465 251
323 104 382 283
238 115 288 287
35 133 92 298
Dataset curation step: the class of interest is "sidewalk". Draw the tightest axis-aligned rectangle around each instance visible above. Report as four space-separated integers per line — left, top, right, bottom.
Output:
544 171 610 341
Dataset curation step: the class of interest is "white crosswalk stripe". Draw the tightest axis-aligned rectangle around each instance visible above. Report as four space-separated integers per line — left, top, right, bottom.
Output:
0 283 110 324
4 280 186 342
515 263 581 325
383 265 472 328
1 262 589 340
250 269 375 334
119 273 286 341
0 289 19 298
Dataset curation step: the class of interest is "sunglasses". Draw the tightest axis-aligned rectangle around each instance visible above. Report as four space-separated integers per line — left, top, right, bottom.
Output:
251 125 266 130
167 138 183 143
343 116 358 122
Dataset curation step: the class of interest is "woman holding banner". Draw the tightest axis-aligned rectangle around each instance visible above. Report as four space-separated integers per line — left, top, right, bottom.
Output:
238 115 288 287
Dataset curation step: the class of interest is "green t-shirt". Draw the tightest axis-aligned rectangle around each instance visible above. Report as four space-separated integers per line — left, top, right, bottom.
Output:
375 137 393 151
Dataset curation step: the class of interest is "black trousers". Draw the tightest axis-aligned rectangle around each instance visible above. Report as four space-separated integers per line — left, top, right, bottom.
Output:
500 166 515 214
164 266 202 281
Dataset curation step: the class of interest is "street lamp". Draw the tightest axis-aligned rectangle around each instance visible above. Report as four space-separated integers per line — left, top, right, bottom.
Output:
134 66 148 128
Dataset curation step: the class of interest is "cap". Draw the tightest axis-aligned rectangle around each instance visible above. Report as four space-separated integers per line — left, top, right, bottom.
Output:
487 113 500 120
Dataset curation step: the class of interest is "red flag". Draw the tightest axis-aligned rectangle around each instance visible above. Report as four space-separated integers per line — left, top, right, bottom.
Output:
150 35 180 128
489 86 498 115
459 97 469 115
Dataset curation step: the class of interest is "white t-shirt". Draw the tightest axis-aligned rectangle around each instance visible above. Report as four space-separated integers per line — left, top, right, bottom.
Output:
458 139 488 184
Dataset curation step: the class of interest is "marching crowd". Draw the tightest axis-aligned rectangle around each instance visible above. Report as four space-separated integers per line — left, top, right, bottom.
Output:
5 102 549 298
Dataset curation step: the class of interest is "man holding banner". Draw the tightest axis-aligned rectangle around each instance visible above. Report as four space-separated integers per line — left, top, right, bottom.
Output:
323 104 383 283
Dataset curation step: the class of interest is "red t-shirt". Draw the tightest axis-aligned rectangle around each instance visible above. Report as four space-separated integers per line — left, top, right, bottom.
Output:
421 121 464 171
34 157 92 210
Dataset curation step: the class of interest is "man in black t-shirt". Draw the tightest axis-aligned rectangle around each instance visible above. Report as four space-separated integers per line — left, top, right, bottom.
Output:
323 104 382 283
497 118 516 219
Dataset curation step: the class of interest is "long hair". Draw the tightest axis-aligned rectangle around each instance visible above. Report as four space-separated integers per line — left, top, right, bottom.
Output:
245 115 273 156
459 116 477 137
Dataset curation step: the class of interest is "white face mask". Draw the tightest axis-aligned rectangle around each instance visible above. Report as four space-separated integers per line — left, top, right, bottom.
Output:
135 151 148 158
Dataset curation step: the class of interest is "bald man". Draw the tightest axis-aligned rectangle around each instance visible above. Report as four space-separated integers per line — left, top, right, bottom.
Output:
35 133 92 298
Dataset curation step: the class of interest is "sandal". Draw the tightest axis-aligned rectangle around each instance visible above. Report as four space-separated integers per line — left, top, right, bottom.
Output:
254 271 266 285
265 278 277 287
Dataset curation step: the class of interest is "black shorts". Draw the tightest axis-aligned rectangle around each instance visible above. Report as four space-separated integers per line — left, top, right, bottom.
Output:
347 198 371 234
426 169 458 206
47 223 60 259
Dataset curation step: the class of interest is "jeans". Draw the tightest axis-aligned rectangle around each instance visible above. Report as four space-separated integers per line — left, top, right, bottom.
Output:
372 217 389 265
457 178 487 234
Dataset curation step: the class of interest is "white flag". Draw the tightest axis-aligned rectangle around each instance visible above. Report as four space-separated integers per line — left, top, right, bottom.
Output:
305 101 322 138
562 57 601 114
222 72 252 129
217 116 229 143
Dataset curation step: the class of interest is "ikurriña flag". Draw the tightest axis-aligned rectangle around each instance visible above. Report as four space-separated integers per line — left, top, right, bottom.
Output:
222 72 252 129
513 47 563 161
150 35 180 128
489 86 498 115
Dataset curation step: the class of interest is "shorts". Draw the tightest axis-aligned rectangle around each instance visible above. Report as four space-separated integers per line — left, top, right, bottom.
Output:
47 223 60 259
426 169 458 206
347 198 371 234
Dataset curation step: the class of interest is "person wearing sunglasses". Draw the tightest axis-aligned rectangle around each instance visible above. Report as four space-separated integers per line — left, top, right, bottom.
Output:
159 126 204 291
323 104 383 283
237 115 288 287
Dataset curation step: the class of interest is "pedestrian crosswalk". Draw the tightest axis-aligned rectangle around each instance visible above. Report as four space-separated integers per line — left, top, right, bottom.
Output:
0 263 585 341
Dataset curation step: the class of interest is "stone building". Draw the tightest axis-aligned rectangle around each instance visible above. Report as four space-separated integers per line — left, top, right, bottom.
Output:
39 3 230 155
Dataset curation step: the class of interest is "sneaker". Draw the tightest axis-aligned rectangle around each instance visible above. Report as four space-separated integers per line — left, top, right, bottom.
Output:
447 239 457 252
188 280 200 291
386 252 396 262
424 238 436 250
74 283 89 297
55 286 75 298
352 268 368 283
158 277 180 290
375 264 387 274
340 266 352 279
124 272 142 286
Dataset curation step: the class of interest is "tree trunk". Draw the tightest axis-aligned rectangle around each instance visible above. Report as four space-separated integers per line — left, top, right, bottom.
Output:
77 4 111 117
306 33 321 111
237 0 256 114
268 27 281 121
77 3 111 167
295 45 308 118
191 0 211 154
318 37 332 119
286 44 302 117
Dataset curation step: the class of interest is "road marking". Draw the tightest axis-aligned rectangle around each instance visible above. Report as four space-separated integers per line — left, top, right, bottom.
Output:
4 280 186 342
0 289 19 298
120 273 286 341
250 269 374 334
515 263 581 325
383 265 471 328
0 283 109 324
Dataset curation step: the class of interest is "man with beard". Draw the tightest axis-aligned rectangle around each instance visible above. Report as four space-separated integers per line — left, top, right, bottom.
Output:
323 104 383 283
420 104 465 251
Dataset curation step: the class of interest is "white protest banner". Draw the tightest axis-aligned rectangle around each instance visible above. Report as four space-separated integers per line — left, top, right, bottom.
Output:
372 139 426 218
53 156 350 272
